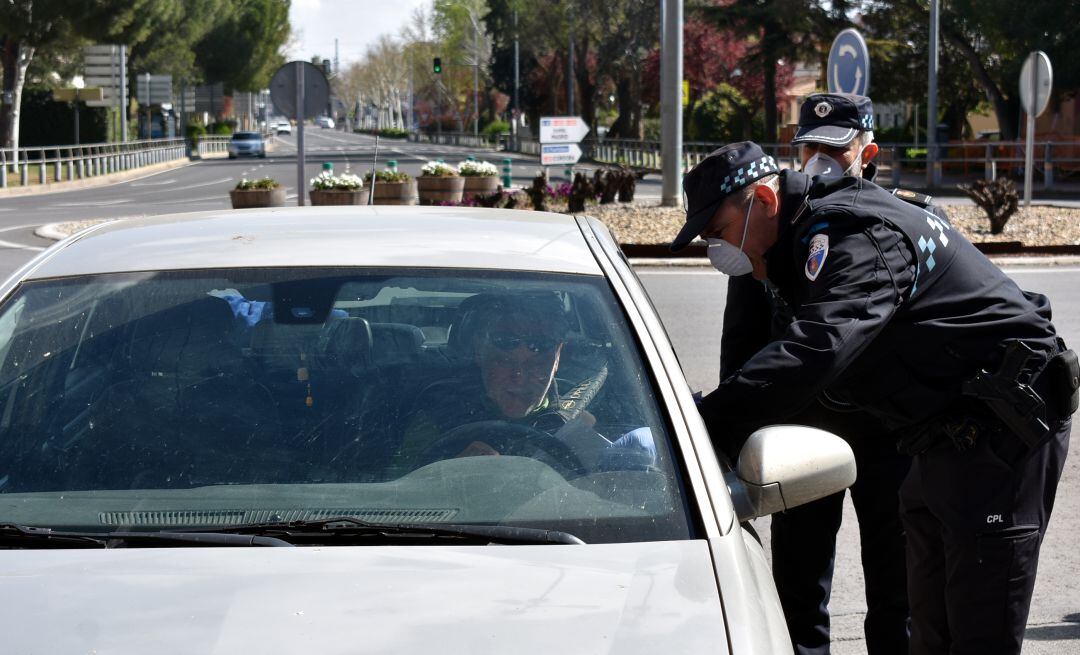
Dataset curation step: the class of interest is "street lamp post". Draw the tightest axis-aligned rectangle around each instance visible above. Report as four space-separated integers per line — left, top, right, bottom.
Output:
72 78 85 145
660 0 683 208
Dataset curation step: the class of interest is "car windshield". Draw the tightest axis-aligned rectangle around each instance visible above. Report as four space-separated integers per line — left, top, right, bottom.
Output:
232 132 261 141
0 267 693 544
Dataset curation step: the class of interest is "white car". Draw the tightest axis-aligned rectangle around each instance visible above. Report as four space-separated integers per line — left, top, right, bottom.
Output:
275 121 292 135
315 116 335 129
0 207 854 653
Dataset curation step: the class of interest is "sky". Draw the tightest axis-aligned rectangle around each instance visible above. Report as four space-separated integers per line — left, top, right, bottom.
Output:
287 0 432 69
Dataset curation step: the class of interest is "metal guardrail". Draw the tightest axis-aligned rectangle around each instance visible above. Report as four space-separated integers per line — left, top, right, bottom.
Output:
407 131 1080 190
0 137 188 189
197 135 232 156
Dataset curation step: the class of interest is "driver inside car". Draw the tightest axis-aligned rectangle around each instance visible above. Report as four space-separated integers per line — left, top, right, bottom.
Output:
395 295 656 473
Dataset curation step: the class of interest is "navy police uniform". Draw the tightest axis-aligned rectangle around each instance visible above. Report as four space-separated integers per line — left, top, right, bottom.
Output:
675 141 1075 655
722 93 916 655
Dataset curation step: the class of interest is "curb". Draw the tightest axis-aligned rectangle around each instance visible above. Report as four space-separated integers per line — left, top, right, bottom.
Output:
0 157 195 198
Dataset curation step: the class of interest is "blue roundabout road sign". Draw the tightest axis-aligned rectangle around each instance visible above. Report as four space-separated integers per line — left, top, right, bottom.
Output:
827 28 870 97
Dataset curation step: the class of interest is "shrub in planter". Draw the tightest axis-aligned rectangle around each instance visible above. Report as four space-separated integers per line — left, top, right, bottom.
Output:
417 161 464 205
959 178 1019 234
309 170 366 205
230 177 285 208
364 170 417 205
458 160 500 197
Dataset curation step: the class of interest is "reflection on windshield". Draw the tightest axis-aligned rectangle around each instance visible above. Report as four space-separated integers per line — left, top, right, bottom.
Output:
0 268 691 544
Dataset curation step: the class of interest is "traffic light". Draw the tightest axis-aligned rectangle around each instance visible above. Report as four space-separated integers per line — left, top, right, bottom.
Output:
433 57 442 74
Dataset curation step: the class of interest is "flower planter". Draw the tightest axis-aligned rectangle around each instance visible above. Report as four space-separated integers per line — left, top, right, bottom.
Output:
371 180 418 205
417 175 465 205
229 187 286 209
462 175 499 199
310 189 367 205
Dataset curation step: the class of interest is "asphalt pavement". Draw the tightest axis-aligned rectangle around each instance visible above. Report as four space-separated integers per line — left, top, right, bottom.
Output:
2 130 1080 652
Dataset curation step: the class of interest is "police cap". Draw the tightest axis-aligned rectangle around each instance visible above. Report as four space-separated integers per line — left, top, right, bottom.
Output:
671 141 779 252
792 93 874 146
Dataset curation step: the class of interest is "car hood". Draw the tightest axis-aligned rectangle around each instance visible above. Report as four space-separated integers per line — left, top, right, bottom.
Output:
0 540 727 654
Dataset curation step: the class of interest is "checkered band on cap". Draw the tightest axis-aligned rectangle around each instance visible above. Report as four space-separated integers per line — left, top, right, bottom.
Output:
860 114 875 130
718 155 778 196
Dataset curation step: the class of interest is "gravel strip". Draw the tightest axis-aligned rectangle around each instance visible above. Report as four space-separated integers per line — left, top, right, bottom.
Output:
42 202 1080 248
586 200 1080 247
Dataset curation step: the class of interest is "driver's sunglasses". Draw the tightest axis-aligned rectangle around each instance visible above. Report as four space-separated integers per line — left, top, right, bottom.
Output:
488 333 560 354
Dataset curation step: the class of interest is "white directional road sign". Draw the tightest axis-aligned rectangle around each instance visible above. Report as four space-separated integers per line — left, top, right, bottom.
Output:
539 116 590 144
82 44 126 109
827 29 870 96
541 143 583 166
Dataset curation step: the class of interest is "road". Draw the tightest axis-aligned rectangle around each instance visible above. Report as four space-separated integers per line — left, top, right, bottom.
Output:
2 131 1079 651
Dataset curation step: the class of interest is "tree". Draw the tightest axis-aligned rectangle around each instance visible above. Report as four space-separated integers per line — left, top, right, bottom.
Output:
0 0 77 152
195 0 290 92
433 0 493 132
696 0 832 142
641 17 794 140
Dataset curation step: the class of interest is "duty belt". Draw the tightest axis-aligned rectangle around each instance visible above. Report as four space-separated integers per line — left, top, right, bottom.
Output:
898 340 1079 456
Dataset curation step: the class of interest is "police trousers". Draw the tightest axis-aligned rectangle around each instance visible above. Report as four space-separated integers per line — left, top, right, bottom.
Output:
899 416 1071 654
771 403 911 655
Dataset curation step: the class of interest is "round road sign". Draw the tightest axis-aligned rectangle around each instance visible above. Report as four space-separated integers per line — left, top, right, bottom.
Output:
1019 51 1053 118
827 29 871 97
270 61 329 120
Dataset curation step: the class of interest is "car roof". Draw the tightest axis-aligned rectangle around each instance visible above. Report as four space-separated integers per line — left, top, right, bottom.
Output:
25 206 604 280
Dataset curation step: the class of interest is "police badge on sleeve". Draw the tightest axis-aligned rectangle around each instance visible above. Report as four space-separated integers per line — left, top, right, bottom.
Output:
805 233 829 281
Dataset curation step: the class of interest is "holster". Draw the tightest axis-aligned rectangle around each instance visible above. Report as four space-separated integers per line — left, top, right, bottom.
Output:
961 340 1077 451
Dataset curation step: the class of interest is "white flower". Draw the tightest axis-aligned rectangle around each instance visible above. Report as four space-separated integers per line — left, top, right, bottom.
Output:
421 161 458 177
310 170 363 190
458 160 498 177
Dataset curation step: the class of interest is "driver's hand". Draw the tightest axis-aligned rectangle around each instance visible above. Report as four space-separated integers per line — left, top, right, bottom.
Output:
454 441 501 458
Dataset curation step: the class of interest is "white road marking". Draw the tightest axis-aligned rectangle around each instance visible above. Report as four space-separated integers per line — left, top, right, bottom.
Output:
170 177 234 191
130 178 178 187
51 198 132 207
0 239 45 251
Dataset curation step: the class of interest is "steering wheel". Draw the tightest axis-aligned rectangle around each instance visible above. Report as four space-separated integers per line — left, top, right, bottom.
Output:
415 420 586 477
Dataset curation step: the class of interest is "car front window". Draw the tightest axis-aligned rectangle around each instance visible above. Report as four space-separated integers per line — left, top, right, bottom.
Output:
0 268 693 544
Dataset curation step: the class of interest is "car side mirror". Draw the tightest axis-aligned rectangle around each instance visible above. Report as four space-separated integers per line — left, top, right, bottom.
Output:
725 425 857 522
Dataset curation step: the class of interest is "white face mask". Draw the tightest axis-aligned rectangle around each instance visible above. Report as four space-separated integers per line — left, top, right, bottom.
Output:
803 150 863 178
707 195 755 277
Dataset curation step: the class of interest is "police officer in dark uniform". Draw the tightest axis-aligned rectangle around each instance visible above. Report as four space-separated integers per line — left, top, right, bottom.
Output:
674 141 1076 655
720 94 911 655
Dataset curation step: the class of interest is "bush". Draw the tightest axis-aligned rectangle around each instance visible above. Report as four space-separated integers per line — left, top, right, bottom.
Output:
959 178 1019 234
186 121 207 146
352 127 410 139
235 177 280 190
209 121 235 135
687 84 754 143
481 120 510 138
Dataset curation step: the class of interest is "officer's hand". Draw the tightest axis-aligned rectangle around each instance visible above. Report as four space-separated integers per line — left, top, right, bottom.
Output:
454 441 500 458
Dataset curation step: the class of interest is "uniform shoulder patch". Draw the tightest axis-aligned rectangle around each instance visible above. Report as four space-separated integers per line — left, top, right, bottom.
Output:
805 233 829 281
891 187 933 208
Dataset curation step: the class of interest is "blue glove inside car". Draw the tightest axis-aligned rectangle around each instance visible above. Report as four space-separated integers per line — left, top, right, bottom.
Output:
598 427 657 472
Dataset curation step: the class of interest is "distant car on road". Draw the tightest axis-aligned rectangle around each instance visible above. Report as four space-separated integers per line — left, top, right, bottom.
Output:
0 206 857 653
228 131 266 159
316 116 335 129
275 121 292 135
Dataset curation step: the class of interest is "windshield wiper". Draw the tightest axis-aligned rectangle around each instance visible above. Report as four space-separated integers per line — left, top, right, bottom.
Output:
187 516 585 545
0 523 292 548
